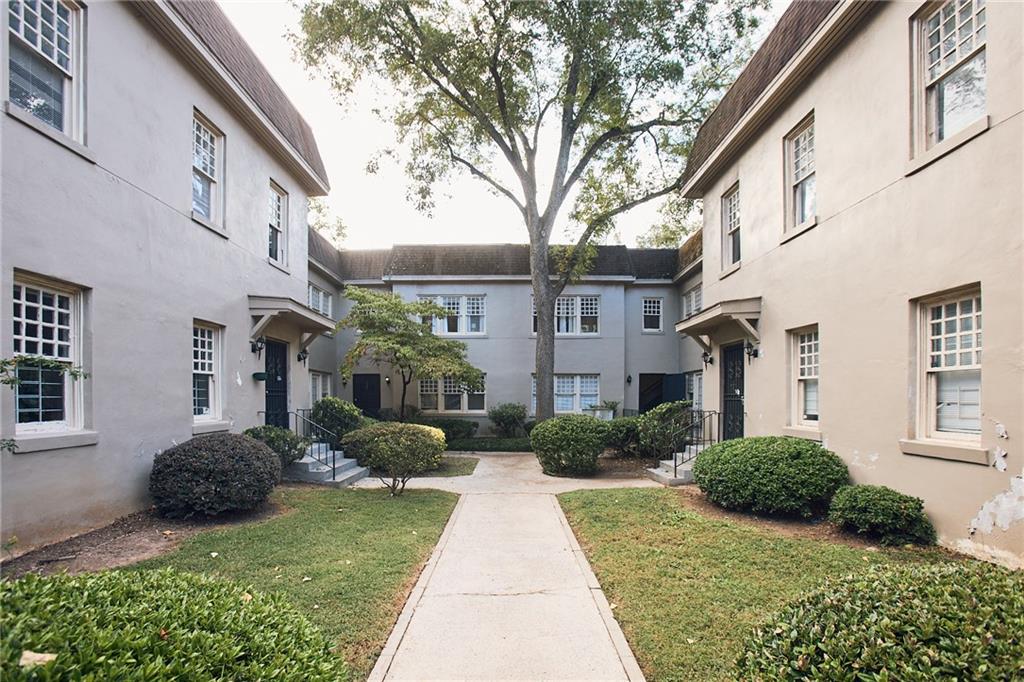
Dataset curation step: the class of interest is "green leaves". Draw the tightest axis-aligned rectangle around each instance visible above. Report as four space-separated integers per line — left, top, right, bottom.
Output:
530 413 608 475
829 485 937 546
341 422 446 494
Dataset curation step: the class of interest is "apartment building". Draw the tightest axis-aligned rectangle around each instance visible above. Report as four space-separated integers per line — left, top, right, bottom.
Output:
674 0 1022 563
306 230 707 431
1 1 331 549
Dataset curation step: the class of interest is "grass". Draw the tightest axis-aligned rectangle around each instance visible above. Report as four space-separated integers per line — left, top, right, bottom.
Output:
448 436 532 452
418 455 479 477
558 488 953 682
136 486 458 680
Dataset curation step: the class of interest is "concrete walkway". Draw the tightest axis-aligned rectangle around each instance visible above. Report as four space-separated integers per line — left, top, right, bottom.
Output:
362 454 655 681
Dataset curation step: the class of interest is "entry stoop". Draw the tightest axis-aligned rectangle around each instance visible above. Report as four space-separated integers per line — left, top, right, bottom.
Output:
645 445 705 486
284 442 369 487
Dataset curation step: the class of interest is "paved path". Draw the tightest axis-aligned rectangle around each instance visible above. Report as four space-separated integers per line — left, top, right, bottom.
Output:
362 454 655 681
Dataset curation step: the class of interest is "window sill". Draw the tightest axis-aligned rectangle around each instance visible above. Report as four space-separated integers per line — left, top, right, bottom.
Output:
782 425 822 441
5 102 95 163
267 258 290 275
780 217 817 245
898 438 989 466
906 115 989 177
418 411 486 417
641 329 665 335
11 430 99 454
718 262 741 280
436 334 488 339
193 420 231 435
191 212 228 239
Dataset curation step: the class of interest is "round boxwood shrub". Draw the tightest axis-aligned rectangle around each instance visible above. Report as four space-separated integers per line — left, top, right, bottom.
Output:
488 402 528 437
149 433 279 518
530 414 609 476
242 424 308 468
828 484 936 545
735 562 1024 680
341 422 445 495
637 400 692 459
0 569 347 680
605 416 641 457
692 436 848 518
310 396 364 447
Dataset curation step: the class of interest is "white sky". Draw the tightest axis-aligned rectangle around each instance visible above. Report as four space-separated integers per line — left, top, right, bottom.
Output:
217 1 786 250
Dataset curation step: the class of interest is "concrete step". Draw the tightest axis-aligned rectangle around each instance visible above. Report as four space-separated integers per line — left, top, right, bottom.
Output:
646 454 697 486
285 456 364 485
290 454 356 475
321 466 370 488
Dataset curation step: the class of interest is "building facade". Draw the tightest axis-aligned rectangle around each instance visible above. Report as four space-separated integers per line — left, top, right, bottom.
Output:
1 1 331 550
675 0 1022 564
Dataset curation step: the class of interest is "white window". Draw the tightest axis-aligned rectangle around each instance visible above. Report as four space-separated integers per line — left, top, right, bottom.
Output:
682 285 703 319
420 375 485 413
7 0 82 137
642 297 663 332
12 277 80 432
723 185 741 266
922 291 982 438
420 295 486 335
534 295 601 335
269 182 287 263
466 296 486 333
419 378 438 411
192 113 222 222
685 371 704 411
787 117 816 228
793 327 820 425
310 371 331 406
532 374 600 414
555 296 576 334
308 284 333 318
920 0 986 148
192 323 220 421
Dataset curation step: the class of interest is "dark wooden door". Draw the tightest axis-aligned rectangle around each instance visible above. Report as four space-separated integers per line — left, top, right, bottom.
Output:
352 373 381 418
264 340 288 428
722 343 744 440
638 373 664 413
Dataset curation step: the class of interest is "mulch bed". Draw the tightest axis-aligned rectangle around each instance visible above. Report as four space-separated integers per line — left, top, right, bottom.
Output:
594 453 660 479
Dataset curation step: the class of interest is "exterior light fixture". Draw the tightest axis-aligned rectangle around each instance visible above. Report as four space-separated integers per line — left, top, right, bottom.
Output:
250 336 266 356
384 375 391 385
701 350 714 368
626 374 632 385
745 341 759 362
296 348 310 365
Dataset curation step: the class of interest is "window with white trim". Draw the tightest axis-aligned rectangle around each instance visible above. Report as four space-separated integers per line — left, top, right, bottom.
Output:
12 277 80 432
682 285 703 319
685 371 704 411
919 0 986 148
642 297 663 332
192 323 220 421
310 371 331 406
418 375 485 413
533 295 600 335
308 284 333 318
420 295 486 335
7 0 82 137
921 290 981 438
792 327 820 425
191 113 222 222
723 185 741 266
531 374 600 414
787 116 815 228
269 182 287 263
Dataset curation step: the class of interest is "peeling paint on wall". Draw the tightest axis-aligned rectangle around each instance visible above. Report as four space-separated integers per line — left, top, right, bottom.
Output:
235 371 243 387
969 468 1024 535
992 447 1008 472
850 450 879 469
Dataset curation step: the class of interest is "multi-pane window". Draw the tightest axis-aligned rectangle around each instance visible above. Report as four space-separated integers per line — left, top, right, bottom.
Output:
12 279 77 430
555 296 576 334
682 285 703 319
642 297 663 332
308 284 332 317
534 295 601 335
192 324 218 420
419 378 438 410
922 0 987 147
420 295 486 335
723 186 741 265
924 292 981 436
465 296 485 333
788 118 816 227
685 371 704 411
419 376 485 412
269 183 286 263
310 371 331 406
192 114 219 221
8 0 79 135
796 328 820 424
532 374 600 414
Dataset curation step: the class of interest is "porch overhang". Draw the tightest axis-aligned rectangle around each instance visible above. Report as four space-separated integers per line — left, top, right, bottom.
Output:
248 295 334 351
674 297 762 353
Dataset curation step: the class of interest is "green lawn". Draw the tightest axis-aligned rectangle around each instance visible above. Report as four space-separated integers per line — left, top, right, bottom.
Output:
136 486 457 680
448 437 532 452
419 455 479 477
558 488 952 682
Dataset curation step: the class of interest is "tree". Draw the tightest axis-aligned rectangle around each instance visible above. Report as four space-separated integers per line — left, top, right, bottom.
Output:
636 196 703 248
308 197 347 248
296 0 764 418
1 356 87 454
337 286 483 419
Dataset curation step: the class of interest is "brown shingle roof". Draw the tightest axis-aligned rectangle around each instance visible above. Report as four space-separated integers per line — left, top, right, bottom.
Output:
677 229 703 272
680 0 839 192
166 0 329 188
628 249 680 280
386 244 637 278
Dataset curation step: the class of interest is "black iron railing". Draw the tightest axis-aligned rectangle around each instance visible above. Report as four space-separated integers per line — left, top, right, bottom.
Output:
258 410 340 480
673 410 720 478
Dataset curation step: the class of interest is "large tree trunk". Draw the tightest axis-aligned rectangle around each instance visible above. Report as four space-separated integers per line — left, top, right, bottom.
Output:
399 371 410 420
531 236 556 421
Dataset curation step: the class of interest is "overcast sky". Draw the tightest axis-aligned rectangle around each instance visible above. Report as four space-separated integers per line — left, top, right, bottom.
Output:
217 1 785 250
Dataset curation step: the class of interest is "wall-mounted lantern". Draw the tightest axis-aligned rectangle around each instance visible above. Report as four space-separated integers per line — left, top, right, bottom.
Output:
296 348 309 365
701 350 714 368
626 374 632 385
250 336 266 357
384 375 391 385
745 341 759 363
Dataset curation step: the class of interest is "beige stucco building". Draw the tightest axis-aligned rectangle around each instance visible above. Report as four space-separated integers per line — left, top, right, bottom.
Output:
675 0 1022 564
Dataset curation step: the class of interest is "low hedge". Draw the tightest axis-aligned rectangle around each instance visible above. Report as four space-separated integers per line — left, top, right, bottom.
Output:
829 484 936 545
0 569 347 680
413 416 478 441
310 397 364 448
736 562 1024 680
242 425 307 468
447 437 532 452
605 416 641 457
637 401 692 459
530 414 608 476
692 436 848 518
149 433 279 518
487 402 528 437
341 422 445 495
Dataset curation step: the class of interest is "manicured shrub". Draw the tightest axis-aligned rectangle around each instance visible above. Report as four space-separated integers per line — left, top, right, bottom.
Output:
0 569 347 680
692 436 848 518
735 562 1024 680
531 414 609 476
488 402 528 437
448 437 532 452
378 405 421 422
341 422 445 495
637 400 692 459
828 484 936 545
413 416 478 441
524 420 537 434
149 433 279 518
242 424 308 468
310 397 364 448
605 416 641 457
